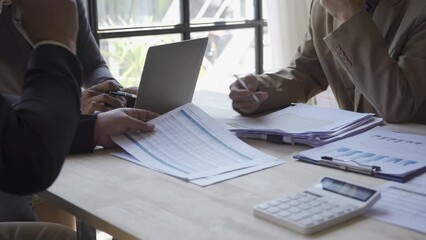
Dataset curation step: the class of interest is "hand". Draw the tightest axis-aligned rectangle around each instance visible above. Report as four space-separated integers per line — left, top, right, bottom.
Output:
14 0 78 53
320 0 364 22
121 86 138 95
81 80 127 114
229 74 268 114
119 86 138 107
94 108 159 149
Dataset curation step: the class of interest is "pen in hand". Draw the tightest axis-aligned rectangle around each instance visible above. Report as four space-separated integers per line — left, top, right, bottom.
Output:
233 74 260 103
109 90 137 99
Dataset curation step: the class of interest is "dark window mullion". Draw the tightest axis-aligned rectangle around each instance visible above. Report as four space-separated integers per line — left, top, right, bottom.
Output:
87 0 100 45
254 0 263 74
97 21 262 39
181 0 190 40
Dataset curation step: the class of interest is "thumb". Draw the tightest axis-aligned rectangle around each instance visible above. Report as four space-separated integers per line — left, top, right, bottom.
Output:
243 74 259 91
123 117 155 133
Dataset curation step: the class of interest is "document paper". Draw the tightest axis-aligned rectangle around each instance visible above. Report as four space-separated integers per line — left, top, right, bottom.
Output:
112 103 284 185
368 182 426 234
295 127 426 181
222 104 382 147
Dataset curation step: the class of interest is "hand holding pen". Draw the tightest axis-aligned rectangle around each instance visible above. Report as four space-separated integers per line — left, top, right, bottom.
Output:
80 80 128 114
109 90 137 99
233 74 260 103
229 74 269 114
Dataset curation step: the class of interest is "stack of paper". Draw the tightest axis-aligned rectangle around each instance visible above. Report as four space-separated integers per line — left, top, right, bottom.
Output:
294 127 426 182
111 103 284 186
221 104 383 147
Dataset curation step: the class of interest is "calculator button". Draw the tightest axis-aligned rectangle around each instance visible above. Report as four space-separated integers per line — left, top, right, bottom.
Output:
299 204 311 210
288 200 299 206
277 210 291 218
320 203 334 211
288 211 311 222
288 194 302 200
304 194 317 200
322 212 335 219
277 203 291 210
310 214 325 223
279 198 292 203
345 206 359 212
298 197 310 203
266 207 280 214
331 207 346 215
308 200 322 207
288 207 301 214
299 218 315 227
308 208 323 214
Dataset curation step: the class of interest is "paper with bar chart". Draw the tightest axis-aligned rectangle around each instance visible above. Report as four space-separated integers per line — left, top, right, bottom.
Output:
295 127 426 181
111 103 284 186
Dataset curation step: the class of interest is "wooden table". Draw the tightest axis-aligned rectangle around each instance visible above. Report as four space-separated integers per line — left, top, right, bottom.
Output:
41 91 426 240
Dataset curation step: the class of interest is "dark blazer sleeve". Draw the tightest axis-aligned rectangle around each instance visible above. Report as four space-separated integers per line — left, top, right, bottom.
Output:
76 0 116 88
69 114 97 154
0 45 82 195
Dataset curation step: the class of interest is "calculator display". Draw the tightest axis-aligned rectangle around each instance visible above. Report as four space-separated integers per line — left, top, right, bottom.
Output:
320 177 376 202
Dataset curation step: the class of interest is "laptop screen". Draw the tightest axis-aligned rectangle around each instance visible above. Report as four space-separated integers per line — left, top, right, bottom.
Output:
134 38 208 114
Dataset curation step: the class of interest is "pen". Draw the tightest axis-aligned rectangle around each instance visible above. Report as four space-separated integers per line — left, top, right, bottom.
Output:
233 74 260 103
234 132 294 145
109 90 137 99
320 156 381 175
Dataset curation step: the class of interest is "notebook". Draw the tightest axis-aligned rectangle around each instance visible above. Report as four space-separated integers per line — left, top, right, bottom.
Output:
134 38 208 114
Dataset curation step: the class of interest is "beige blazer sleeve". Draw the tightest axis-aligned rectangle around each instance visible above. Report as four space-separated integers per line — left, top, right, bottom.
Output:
253 19 330 113
323 5 426 123
251 0 426 124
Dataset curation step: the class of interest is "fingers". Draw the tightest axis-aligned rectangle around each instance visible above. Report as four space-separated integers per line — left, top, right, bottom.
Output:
81 80 127 114
84 90 126 107
81 101 109 115
126 108 159 121
229 74 268 114
121 86 138 95
122 112 157 133
122 108 160 132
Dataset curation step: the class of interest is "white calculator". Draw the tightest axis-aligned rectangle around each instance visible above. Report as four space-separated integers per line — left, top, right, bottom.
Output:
253 177 381 234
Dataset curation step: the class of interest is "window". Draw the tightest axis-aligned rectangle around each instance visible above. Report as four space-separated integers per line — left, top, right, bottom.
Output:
86 0 270 93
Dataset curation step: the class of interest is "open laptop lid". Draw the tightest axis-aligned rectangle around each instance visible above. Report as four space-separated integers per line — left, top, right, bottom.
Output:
134 38 208 114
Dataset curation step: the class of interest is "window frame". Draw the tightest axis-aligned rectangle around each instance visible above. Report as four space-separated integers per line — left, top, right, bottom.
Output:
86 0 267 74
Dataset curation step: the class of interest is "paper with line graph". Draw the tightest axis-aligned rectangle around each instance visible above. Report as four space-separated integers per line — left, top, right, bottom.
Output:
112 103 283 184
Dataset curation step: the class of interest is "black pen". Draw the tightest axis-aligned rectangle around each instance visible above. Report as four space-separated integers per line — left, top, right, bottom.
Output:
234 132 294 145
109 90 137 99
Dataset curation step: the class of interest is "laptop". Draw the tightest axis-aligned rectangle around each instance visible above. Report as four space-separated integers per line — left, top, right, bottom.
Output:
134 38 208 114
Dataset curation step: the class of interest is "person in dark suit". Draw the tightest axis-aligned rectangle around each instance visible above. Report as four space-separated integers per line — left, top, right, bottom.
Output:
0 0 158 237
0 0 80 238
0 0 136 115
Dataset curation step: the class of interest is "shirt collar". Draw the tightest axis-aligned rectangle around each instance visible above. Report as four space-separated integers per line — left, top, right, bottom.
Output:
364 0 381 16
0 0 12 15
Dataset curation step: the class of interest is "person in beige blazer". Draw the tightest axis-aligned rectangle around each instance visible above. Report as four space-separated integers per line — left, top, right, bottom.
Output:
230 0 426 124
